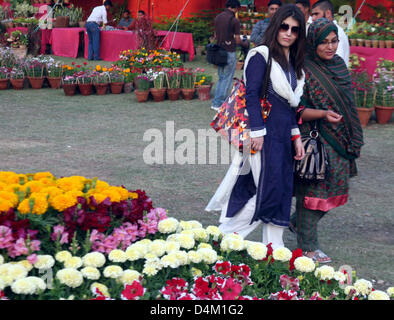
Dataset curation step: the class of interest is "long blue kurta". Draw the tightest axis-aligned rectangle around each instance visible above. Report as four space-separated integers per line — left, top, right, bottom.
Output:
225 53 299 227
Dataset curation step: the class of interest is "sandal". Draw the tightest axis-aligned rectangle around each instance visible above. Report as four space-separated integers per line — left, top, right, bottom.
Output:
303 250 332 264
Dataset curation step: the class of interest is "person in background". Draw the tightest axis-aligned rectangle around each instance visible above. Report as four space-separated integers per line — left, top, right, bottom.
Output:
250 0 282 46
290 18 363 263
210 0 249 111
311 0 349 68
1 0 12 19
127 10 146 31
118 9 133 30
86 0 113 61
295 0 312 32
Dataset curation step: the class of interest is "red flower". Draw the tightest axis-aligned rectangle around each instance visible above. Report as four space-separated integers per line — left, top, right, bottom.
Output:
160 278 189 300
214 261 232 275
263 243 275 263
220 278 243 300
71 62 75 65
121 281 145 300
83 62 88 65
289 248 303 271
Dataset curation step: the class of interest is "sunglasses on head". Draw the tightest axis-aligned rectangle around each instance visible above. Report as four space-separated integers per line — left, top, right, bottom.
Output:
280 23 300 34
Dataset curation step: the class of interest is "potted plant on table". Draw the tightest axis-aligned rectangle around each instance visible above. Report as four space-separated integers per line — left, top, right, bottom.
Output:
165 68 181 101
10 66 26 90
147 68 166 102
134 74 151 102
195 69 213 101
0 66 10 90
180 68 196 100
373 58 394 124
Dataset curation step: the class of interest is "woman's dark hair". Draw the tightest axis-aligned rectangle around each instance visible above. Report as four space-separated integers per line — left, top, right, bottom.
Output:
261 4 306 79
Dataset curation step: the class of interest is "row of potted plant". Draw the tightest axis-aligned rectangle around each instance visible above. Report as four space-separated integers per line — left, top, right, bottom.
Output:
134 67 213 103
350 55 393 126
0 170 393 300
347 21 394 48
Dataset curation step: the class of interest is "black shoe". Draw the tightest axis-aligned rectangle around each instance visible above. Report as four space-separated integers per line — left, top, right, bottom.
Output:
95 58 103 61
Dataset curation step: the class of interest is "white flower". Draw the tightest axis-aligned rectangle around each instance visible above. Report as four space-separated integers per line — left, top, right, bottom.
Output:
82 252 106 268
294 256 316 273
368 290 390 300
64 257 83 269
149 240 167 257
220 233 245 251
206 226 222 241
0 264 28 285
108 249 127 263
11 278 37 295
197 243 212 250
142 265 158 277
333 271 347 283
387 287 394 297
165 241 180 253
197 248 218 264
81 267 101 280
161 253 180 269
15 260 33 272
56 268 83 288
34 255 55 270
344 285 358 296
174 250 189 266
158 217 179 234
354 279 373 296
272 247 292 262
55 251 72 263
246 241 267 260
191 228 209 242
91 282 110 297
125 242 149 261
314 265 335 281
176 234 195 250
188 250 202 264
0 255 4 265
103 265 123 279
25 276 46 292
119 270 141 285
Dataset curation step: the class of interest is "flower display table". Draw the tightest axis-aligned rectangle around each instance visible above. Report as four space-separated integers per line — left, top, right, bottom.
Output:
350 46 394 75
49 27 86 58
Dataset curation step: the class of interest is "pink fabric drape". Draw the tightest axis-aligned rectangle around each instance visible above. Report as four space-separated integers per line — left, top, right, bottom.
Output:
50 27 85 58
350 46 394 76
304 194 348 212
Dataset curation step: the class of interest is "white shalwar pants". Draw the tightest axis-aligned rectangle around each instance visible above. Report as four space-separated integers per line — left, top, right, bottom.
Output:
212 152 285 249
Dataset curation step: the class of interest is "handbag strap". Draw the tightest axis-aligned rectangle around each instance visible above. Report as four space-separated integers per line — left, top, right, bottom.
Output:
260 50 272 100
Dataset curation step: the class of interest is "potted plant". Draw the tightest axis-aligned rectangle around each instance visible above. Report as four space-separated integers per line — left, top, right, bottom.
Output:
384 31 393 49
62 75 77 96
195 69 213 101
180 68 196 100
76 69 95 96
109 70 125 94
93 72 109 95
10 66 26 90
46 60 63 89
373 59 394 124
123 68 138 93
147 69 166 102
0 66 10 90
6 31 28 60
134 74 151 102
24 57 46 89
165 68 181 101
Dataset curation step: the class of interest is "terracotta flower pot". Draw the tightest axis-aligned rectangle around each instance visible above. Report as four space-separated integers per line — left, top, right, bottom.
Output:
110 82 124 94
356 107 374 127
375 106 393 124
356 39 364 47
197 85 212 101
95 83 108 95
167 88 181 101
28 77 45 89
0 78 9 90
371 40 379 48
123 82 134 93
150 88 167 102
135 89 150 102
379 40 386 48
350 39 357 46
385 40 392 49
47 77 62 89
10 78 25 90
78 83 93 96
364 39 371 48
181 88 195 100
63 83 77 96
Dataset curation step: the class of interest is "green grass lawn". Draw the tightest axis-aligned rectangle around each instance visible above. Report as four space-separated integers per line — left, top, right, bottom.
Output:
0 53 393 290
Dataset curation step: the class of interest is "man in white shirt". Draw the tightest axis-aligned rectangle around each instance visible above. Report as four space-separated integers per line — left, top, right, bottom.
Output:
311 0 349 68
86 0 113 60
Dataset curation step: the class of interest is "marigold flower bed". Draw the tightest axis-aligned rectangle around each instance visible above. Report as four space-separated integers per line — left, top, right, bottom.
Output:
0 172 392 300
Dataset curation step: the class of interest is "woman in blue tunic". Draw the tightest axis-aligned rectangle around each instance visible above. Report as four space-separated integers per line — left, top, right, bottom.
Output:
206 4 306 249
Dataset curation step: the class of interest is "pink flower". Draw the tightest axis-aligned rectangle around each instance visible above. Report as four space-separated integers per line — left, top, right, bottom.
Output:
220 278 243 300
51 225 69 244
121 281 145 300
0 225 13 249
8 238 28 258
27 253 38 264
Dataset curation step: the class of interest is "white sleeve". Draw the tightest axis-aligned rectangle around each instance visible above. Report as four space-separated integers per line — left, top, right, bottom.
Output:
337 26 350 68
102 6 108 24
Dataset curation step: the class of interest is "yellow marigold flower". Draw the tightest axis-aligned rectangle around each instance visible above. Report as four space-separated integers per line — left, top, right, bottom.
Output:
33 171 55 181
129 192 138 199
100 189 121 203
21 180 45 194
96 65 101 71
4 183 23 193
17 194 48 215
102 67 108 72
65 190 84 199
0 198 14 212
92 180 110 192
50 193 78 212
0 181 6 191
0 172 19 184
0 191 19 207
41 187 63 201
89 193 109 205
56 176 85 192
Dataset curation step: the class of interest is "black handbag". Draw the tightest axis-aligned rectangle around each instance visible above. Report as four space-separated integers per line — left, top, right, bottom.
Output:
206 43 228 67
294 121 329 182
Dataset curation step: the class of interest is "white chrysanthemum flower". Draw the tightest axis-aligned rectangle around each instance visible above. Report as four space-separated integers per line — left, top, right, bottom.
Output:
165 241 180 253
344 285 358 296
176 234 195 250
158 217 179 234
354 279 373 296
272 247 292 262
34 255 55 270
1 263 28 282
11 278 37 295
191 228 209 242
108 249 127 263
90 282 110 297
64 256 83 269
174 250 189 266
161 254 180 269
55 251 72 263
206 226 222 241
56 268 83 288
220 233 245 252
197 243 212 250
0 255 4 265
246 241 267 260
314 265 335 281
142 265 158 277
125 246 142 261
188 250 202 264
333 271 347 282
294 256 316 273
25 276 46 292
197 248 218 264
81 267 101 280
119 270 141 285
387 287 394 297
178 220 193 231
103 265 123 279
16 260 33 272
149 240 167 257
82 252 106 268
368 290 390 300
